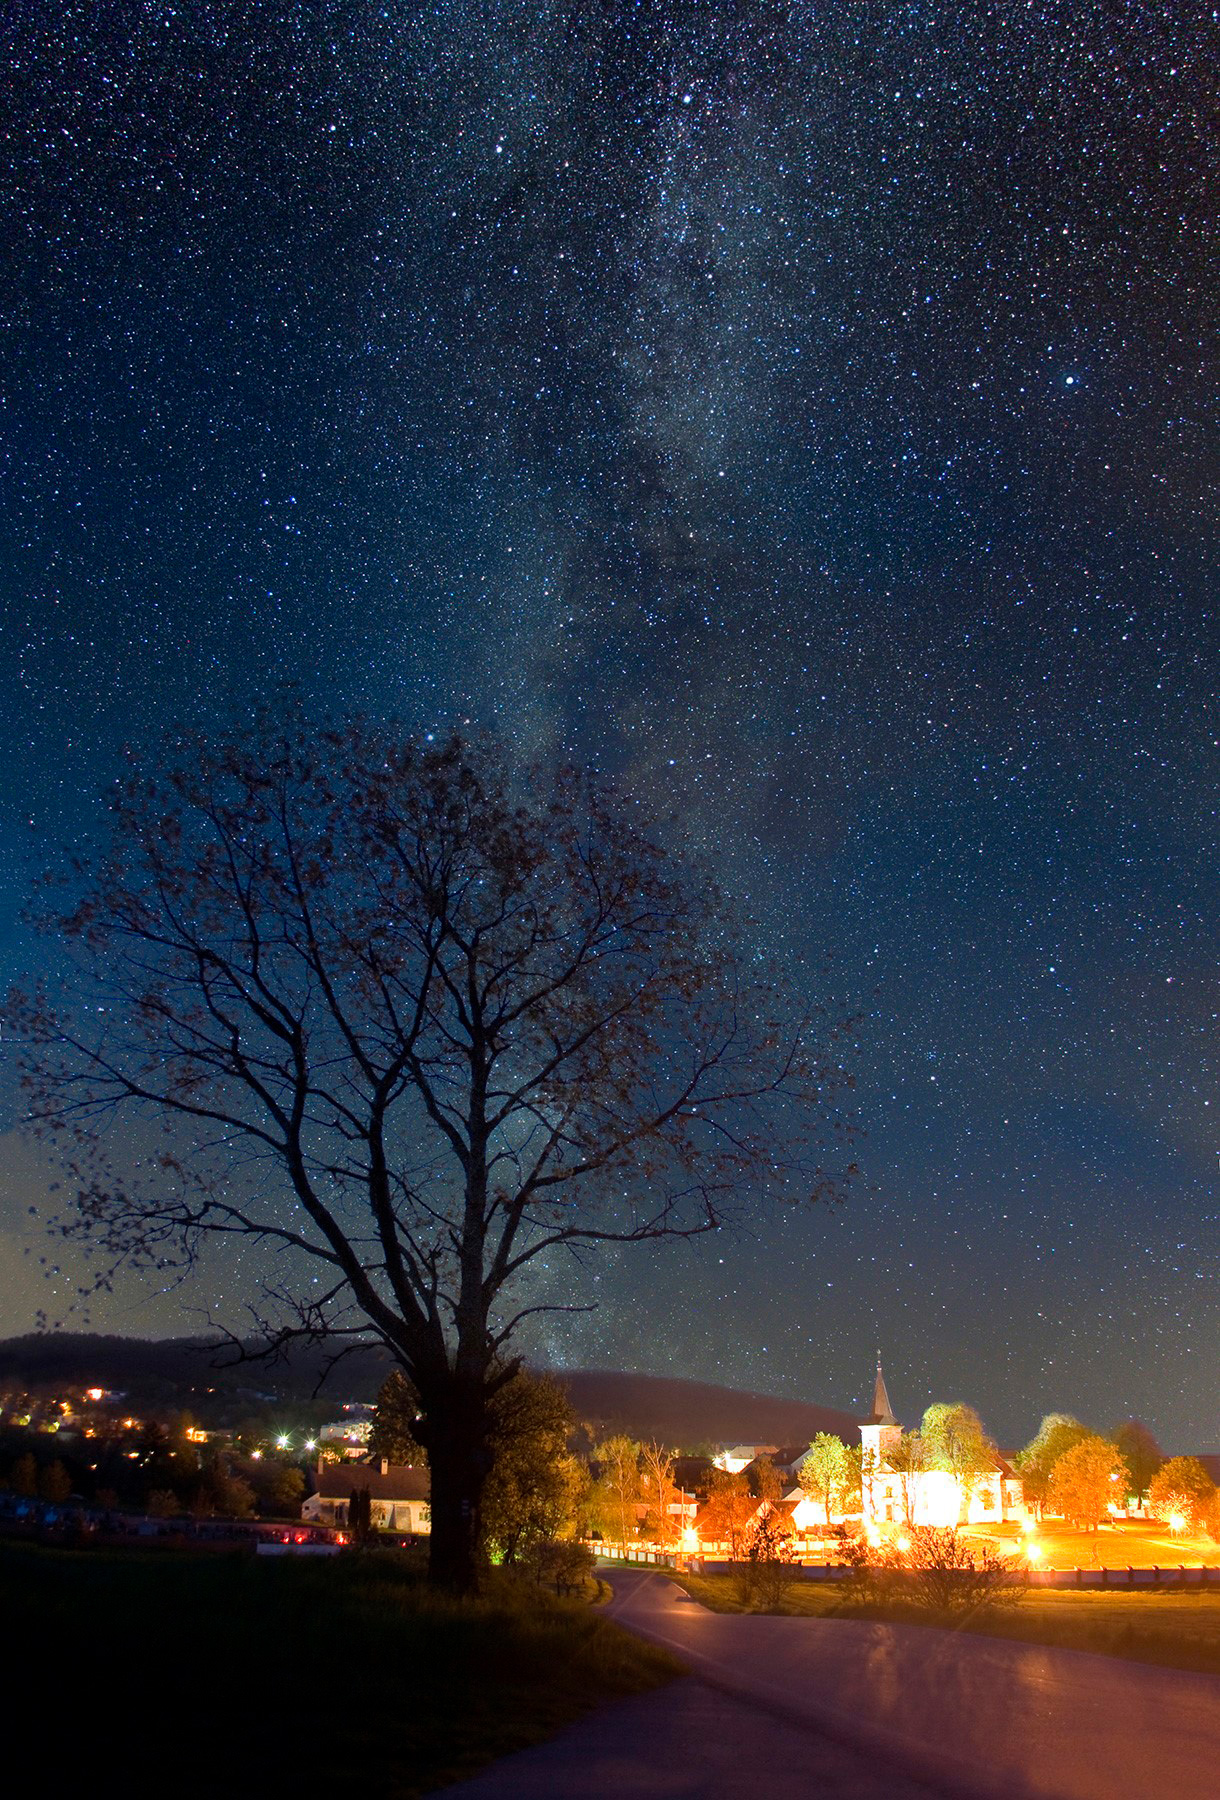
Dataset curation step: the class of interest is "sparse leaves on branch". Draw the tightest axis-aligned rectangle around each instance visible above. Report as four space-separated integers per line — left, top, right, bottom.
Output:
7 719 856 1589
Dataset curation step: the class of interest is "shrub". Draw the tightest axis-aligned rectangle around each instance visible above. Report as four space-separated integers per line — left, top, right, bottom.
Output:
842 1526 1025 1620
733 1506 797 1608
522 1538 595 1597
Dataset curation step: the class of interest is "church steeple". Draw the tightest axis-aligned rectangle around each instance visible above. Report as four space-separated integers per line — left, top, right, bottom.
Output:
871 1355 898 1427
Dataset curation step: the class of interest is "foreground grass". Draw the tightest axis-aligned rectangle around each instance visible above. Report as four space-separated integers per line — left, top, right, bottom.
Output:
1 1543 680 1797
673 1571 1220 1678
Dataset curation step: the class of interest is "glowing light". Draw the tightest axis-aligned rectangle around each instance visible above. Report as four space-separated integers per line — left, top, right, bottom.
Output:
896 1535 911 1553
1022 1516 1038 1535
1169 1512 1187 1533
305 1439 317 1452
1026 1542 1043 1562
86 1388 104 1403
921 1469 961 1529
681 1526 699 1553
276 1435 290 1450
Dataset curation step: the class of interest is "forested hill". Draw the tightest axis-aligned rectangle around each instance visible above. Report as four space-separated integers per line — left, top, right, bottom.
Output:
0 1332 860 1446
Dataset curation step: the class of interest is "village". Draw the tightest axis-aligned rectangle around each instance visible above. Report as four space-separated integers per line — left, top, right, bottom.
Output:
7 1356 1215 1580
300 1362 1220 1577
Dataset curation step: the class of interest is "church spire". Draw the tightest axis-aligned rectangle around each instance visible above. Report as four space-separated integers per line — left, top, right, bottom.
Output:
871 1355 898 1427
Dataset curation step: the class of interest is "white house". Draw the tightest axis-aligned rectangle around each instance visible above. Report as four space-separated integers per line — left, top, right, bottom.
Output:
302 1458 431 1534
712 1444 780 1474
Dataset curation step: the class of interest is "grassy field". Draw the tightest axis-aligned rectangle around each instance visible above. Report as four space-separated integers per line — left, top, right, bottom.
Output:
673 1570 1220 1678
964 1517 1220 1570
1 1542 680 1797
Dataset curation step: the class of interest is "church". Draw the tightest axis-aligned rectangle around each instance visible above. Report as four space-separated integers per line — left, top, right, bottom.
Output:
858 1362 1025 1529
788 1361 1025 1533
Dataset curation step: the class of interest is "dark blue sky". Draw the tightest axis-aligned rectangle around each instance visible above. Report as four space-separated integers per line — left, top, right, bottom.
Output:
1 2 1217 1447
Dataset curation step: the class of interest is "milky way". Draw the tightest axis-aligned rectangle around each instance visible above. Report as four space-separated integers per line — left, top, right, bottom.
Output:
1 3 1217 1446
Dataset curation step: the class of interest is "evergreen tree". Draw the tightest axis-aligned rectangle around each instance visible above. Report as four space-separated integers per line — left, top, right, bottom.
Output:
369 1371 426 1466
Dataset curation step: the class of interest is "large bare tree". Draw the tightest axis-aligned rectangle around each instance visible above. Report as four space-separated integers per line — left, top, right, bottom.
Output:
10 720 855 1589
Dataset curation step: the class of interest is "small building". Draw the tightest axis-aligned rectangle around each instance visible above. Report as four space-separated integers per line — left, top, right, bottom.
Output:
303 1459 431 1534
318 1419 373 1457
712 1444 780 1474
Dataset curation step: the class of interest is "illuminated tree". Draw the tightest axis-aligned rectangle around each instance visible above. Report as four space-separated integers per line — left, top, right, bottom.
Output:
841 1442 864 1515
640 1441 680 1546
888 1431 927 1528
10 720 854 1593
481 1371 585 1564
591 1434 642 1554
747 1455 783 1507
799 1433 851 1526
701 1467 754 1558
1047 1434 1127 1532
1111 1420 1163 1507
921 1403 994 1522
1014 1414 1089 1518
742 1504 796 1606
1148 1457 1216 1532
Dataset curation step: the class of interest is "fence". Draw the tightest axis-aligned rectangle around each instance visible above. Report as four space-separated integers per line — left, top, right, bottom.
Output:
596 1548 1220 1589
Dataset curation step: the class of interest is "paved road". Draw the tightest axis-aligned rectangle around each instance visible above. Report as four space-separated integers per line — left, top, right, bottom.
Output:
443 1671 947 1798
604 1569 1220 1800
446 1572 1220 1798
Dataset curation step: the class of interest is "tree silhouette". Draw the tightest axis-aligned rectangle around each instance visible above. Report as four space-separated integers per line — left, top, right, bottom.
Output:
10 718 855 1591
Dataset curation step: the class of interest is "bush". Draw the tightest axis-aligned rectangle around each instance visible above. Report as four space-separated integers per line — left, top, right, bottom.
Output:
733 1507 797 1608
522 1539 595 1597
842 1526 1025 1620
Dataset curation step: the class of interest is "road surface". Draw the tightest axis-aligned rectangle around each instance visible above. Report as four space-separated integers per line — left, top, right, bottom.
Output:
444 1661 943 1797
605 1569 1220 1799
445 1570 1220 1798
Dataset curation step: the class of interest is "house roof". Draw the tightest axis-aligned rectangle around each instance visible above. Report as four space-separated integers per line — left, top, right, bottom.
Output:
314 1460 429 1502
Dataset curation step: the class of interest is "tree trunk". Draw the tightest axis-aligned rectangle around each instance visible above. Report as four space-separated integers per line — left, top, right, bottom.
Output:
419 1379 491 1595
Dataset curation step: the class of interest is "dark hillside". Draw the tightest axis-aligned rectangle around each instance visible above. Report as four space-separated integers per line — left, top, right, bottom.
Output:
0 1333 859 1445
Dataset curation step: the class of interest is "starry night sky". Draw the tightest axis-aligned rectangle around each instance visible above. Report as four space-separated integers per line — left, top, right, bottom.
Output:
1 2 1217 1448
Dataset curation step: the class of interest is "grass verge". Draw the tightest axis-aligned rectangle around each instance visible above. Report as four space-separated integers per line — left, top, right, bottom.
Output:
1 1542 680 1797
672 1571 1220 1678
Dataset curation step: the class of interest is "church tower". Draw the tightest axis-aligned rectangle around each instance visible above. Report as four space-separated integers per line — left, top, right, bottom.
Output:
859 1356 902 1468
